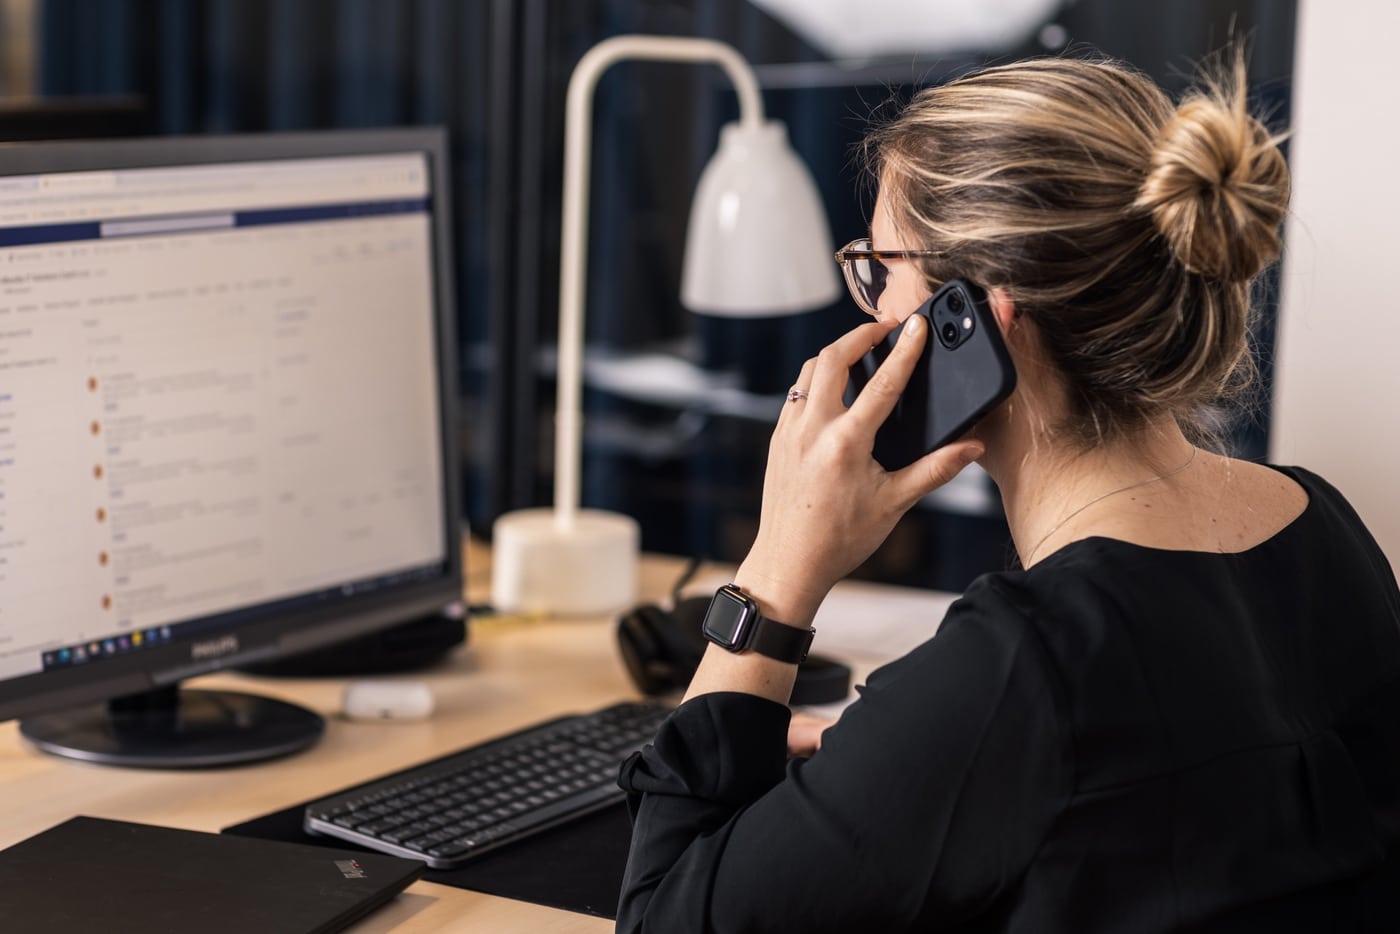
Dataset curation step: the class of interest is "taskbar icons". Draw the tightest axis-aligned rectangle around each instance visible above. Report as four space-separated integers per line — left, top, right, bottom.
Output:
42 625 174 670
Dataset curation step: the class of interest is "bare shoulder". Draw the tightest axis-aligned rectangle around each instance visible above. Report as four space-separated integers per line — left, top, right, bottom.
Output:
1088 453 1310 556
1216 458 1309 511
1194 456 1310 553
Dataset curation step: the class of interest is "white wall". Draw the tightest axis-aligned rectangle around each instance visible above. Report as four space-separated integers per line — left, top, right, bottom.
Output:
1273 0 1400 569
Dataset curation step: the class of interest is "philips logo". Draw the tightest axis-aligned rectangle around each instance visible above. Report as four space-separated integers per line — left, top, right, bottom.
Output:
189 635 239 661
335 859 367 880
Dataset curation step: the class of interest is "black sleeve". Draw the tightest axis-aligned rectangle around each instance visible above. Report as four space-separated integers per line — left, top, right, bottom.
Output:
615 578 1074 933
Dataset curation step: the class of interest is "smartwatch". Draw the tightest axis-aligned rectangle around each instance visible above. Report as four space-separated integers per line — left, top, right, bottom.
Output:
701 584 815 664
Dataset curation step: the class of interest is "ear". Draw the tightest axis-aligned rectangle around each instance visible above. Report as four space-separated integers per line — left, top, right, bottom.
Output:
987 287 1017 336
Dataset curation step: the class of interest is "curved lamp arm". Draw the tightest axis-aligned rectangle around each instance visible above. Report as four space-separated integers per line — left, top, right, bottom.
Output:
555 36 766 532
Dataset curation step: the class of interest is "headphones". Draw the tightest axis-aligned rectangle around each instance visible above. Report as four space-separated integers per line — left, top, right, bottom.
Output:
617 595 852 706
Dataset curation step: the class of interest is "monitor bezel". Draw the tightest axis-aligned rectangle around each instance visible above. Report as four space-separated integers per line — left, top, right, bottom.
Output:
0 127 464 723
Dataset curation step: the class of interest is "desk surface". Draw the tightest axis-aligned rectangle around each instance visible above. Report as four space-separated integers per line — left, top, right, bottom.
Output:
0 544 941 932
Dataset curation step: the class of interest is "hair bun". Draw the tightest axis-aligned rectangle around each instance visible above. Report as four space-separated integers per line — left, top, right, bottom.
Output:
1135 79 1289 282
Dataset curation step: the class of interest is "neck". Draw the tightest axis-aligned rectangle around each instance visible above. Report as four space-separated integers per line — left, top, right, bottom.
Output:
984 415 1198 567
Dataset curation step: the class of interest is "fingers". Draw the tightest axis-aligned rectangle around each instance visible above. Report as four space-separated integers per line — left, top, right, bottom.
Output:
786 713 835 758
806 320 896 413
887 437 985 507
845 313 929 427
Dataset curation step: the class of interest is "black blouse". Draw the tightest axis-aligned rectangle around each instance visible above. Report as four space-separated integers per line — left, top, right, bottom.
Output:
616 467 1400 932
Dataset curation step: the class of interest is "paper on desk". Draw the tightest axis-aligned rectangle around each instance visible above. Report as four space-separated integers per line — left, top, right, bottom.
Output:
810 580 958 660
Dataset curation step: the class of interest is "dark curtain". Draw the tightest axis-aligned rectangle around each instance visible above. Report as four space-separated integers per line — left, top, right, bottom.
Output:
37 0 479 137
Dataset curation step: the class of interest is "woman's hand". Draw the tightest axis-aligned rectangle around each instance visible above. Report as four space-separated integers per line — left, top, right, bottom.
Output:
787 712 835 758
735 315 985 623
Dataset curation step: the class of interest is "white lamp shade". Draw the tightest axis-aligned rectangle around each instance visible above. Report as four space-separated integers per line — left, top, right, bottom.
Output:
681 120 840 316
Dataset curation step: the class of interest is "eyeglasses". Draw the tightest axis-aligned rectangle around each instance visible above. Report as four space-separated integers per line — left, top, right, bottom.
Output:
834 238 943 316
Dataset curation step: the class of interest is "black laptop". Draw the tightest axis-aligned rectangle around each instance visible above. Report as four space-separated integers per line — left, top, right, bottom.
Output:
0 816 423 934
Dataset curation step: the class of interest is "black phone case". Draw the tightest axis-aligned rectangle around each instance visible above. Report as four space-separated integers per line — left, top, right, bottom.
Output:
846 279 1016 471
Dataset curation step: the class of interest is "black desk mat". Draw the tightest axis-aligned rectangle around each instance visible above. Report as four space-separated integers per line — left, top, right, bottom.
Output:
222 798 631 919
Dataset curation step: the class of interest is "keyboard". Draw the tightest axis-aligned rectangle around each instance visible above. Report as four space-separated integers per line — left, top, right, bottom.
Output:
303 700 671 869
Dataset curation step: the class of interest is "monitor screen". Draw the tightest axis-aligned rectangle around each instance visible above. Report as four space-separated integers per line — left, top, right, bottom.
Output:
0 128 462 766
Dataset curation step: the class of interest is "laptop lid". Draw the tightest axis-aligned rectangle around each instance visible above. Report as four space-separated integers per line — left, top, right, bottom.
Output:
0 816 424 934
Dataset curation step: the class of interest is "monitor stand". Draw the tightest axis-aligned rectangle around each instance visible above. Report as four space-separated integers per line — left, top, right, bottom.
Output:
237 611 467 678
19 685 325 769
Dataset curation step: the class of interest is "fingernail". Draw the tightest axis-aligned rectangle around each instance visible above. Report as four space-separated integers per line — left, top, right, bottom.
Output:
901 315 923 340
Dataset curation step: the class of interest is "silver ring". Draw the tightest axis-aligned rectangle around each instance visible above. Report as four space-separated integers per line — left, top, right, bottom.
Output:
787 387 810 403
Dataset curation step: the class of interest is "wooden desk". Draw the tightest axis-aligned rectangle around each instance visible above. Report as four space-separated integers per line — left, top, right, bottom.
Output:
0 546 694 933
0 542 946 931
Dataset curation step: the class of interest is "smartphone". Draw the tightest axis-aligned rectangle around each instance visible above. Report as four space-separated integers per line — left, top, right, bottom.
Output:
846 278 1016 471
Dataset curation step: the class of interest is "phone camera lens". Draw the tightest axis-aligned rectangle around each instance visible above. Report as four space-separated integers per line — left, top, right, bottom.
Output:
941 322 959 345
946 290 965 313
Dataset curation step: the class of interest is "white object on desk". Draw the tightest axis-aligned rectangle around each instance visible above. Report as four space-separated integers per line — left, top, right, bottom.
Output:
342 680 435 721
491 508 640 616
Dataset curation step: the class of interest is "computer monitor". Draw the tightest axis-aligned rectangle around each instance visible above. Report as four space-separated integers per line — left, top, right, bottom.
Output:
0 128 462 767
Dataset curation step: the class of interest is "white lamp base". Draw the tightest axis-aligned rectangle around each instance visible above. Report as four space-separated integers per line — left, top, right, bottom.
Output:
490 508 640 617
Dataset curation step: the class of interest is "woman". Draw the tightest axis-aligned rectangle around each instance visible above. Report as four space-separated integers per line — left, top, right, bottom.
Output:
616 55 1400 932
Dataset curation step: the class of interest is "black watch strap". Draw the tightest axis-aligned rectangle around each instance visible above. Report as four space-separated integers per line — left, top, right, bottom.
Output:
703 583 815 664
749 615 815 664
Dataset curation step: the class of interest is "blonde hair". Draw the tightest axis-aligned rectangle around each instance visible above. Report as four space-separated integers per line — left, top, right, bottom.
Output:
865 54 1290 446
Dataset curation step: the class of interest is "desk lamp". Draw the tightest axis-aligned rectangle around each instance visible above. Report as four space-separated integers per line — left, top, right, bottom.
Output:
492 35 839 616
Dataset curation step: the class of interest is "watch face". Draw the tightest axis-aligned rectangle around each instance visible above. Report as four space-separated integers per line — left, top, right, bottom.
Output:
701 586 753 651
